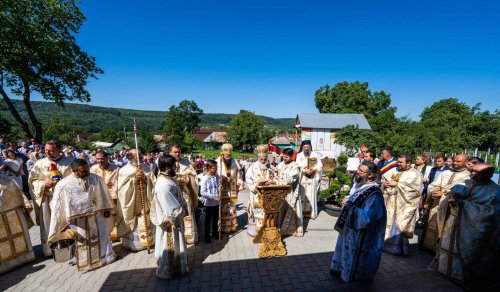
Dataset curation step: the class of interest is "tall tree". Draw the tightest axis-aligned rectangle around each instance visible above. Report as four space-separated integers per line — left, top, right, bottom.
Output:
0 0 103 142
227 110 264 150
314 81 397 132
164 100 203 146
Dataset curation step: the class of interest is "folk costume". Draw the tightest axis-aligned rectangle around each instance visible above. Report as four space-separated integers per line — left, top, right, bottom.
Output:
174 158 199 244
48 173 115 272
28 155 74 256
331 182 386 282
90 163 119 241
154 173 188 279
296 140 323 219
116 162 156 251
0 175 36 274
215 144 242 233
382 167 422 255
276 159 302 236
421 168 470 251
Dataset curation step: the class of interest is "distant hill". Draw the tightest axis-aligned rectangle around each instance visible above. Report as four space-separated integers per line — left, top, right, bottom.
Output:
1 100 295 132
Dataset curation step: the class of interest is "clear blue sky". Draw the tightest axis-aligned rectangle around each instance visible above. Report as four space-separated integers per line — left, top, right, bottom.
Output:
59 0 500 120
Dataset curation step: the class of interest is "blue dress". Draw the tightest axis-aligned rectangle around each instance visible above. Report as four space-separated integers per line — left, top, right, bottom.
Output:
331 190 387 282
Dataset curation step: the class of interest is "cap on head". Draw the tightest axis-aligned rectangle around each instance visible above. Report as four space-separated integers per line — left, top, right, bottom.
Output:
256 145 268 157
221 143 233 155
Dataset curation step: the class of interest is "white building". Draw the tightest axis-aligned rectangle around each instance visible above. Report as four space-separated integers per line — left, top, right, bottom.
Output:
295 113 371 158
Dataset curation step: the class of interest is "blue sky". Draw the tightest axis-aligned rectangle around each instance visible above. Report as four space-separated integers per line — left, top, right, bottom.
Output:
49 0 500 119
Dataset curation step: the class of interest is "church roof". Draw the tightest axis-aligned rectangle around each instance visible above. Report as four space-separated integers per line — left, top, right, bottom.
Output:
295 113 371 130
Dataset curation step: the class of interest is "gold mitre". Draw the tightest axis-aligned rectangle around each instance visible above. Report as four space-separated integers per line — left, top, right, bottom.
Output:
221 143 233 155
256 145 268 157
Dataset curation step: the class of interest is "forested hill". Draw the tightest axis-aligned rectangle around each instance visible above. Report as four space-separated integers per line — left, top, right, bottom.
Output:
1 100 295 132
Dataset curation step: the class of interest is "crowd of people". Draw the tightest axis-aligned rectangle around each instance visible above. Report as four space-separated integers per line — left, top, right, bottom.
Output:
333 145 499 289
0 136 498 290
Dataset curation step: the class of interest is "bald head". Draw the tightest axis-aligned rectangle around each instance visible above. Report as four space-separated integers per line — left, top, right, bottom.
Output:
127 149 141 164
471 163 495 184
452 154 469 170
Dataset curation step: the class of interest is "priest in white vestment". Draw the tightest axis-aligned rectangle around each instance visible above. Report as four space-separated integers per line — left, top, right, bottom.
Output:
296 140 323 219
116 149 156 251
0 174 36 274
29 141 74 256
276 148 302 236
169 144 199 244
215 144 242 233
422 154 470 251
90 150 119 241
382 154 422 255
48 159 115 272
246 145 276 235
154 154 188 279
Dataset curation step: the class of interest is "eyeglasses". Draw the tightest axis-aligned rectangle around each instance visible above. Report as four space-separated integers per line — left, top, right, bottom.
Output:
357 167 370 174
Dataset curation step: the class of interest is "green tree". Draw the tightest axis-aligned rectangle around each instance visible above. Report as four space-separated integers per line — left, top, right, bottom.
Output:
138 130 157 153
314 81 397 133
164 100 203 146
43 115 73 145
419 99 500 153
335 125 380 155
0 0 103 142
227 110 264 150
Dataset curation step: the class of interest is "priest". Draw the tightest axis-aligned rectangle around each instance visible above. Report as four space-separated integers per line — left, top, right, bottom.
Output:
154 154 189 279
90 150 119 241
29 140 74 256
168 144 199 244
381 154 422 255
215 144 242 234
116 149 156 250
276 148 302 236
0 174 36 274
296 140 323 219
48 159 115 271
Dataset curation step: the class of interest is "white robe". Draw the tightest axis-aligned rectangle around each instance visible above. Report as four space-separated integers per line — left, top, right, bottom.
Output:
245 161 274 231
276 161 302 236
116 162 156 251
28 156 74 256
154 174 188 279
296 151 323 219
48 174 115 272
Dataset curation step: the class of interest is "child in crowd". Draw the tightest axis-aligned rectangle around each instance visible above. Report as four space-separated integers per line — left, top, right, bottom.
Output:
199 160 220 243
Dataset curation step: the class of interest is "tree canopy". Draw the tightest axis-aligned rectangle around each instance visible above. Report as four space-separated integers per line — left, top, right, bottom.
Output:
0 0 103 142
227 110 265 150
164 100 203 146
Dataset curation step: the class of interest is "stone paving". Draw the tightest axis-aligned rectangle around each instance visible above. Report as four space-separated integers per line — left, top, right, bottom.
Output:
0 190 462 291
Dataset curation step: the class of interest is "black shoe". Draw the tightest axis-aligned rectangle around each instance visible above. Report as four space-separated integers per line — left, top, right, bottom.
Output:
205 238 212 243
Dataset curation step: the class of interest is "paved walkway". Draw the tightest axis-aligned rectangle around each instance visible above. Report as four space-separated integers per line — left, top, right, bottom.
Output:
1 190 461 291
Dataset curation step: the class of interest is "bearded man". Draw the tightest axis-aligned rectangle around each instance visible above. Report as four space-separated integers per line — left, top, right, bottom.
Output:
29 140 74 256
434 163 499 290
48 159 115 272
331 161 386 282
90 150 119 241
215 144 242 233
296 140 323 219
421 154 470 251
116 149 156 251
246 145 276 236
168 144 199 244
382 154 422 255
276 148 301 236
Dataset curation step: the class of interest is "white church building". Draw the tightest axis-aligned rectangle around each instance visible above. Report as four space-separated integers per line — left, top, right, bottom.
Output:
294 113 371 158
